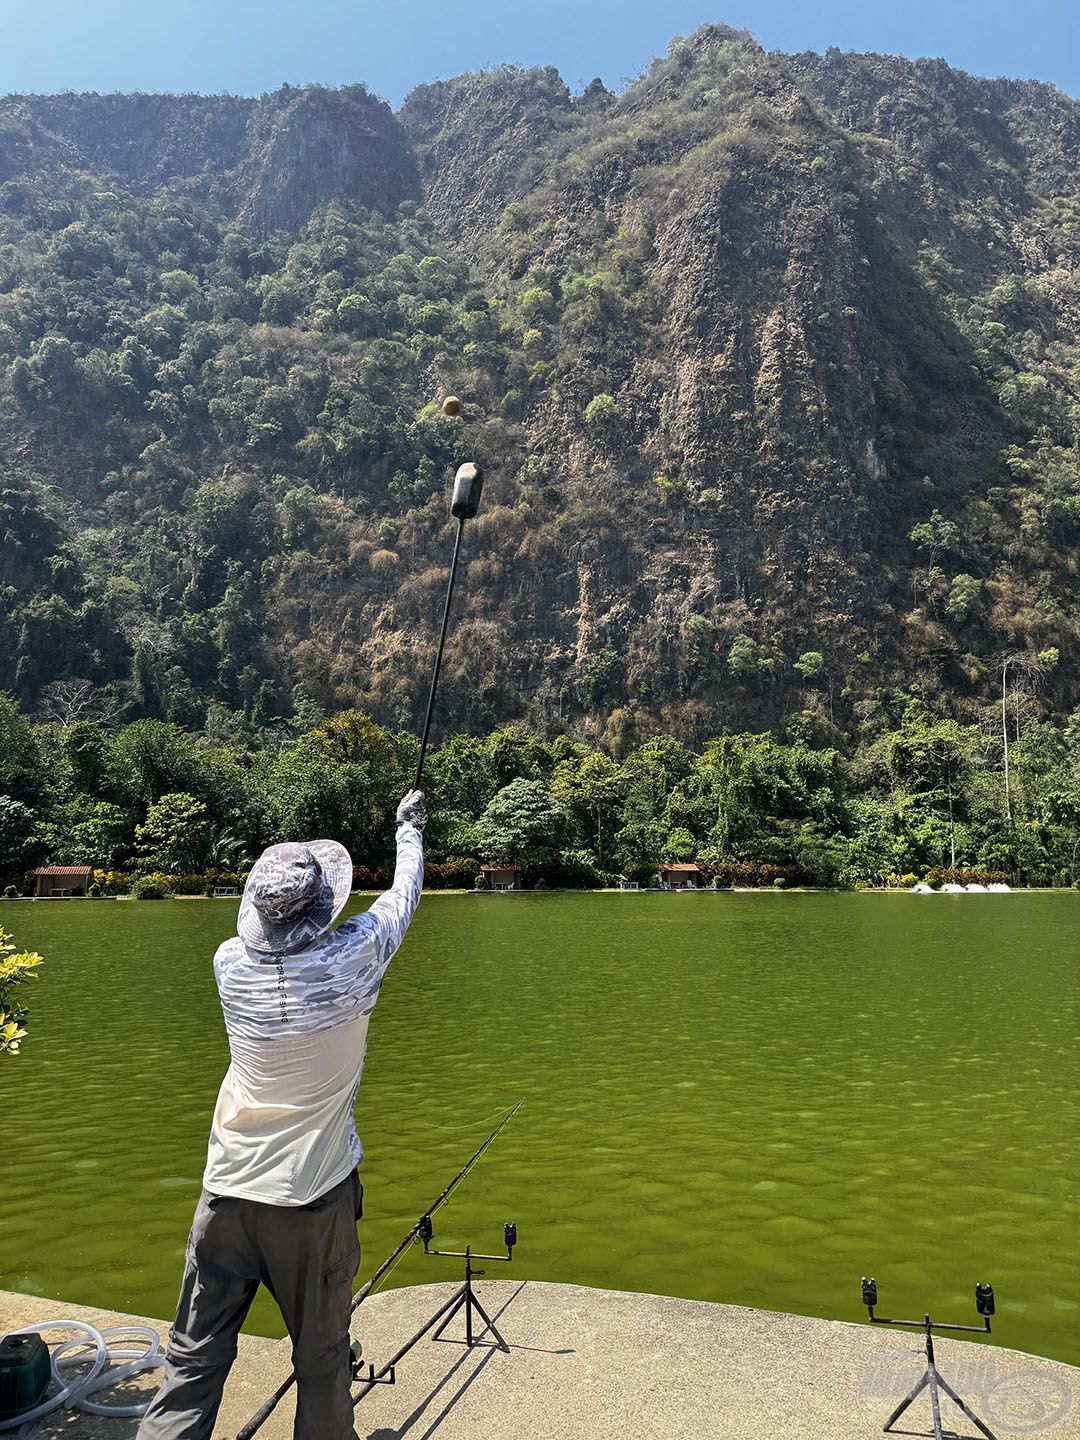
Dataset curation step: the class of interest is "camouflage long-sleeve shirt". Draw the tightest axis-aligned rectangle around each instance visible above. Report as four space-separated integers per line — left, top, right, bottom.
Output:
202 821 424 1205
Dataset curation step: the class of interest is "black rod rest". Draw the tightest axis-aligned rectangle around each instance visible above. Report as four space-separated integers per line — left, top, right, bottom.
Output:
349 1220 518 1410
860 1277 999 1440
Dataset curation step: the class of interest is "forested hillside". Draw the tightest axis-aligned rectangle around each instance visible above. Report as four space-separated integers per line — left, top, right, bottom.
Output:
1 25 1079 750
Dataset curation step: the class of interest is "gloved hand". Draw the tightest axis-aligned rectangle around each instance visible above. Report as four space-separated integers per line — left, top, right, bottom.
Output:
396 789 428 830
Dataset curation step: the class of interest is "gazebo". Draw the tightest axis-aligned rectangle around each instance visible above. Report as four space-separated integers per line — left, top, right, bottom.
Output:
28 866 92 898
657 863 701 891
480 865 522 892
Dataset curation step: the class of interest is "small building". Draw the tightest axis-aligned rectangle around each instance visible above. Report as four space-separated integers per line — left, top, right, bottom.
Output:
658 863 702 891
28 866 92 898
480 864 522 892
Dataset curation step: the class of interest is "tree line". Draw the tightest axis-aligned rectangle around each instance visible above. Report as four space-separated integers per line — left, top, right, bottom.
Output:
2 694 1079 892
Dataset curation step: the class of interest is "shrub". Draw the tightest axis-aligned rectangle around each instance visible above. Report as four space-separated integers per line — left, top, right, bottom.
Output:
131 875 168 900
106 868 247 897
927 867 1008 886
93 869 135 895
168 870 248 896
424 859 481 890
700 861 814 889
583 393 621 427
1 924 43 1057
945 573 982 622
369 549 400 576
166 873 203 896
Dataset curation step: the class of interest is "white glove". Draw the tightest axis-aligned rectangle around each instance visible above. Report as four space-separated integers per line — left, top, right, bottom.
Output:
396 789 428 831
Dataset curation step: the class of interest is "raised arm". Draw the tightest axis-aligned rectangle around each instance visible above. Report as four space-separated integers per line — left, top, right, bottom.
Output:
363 790 426 964
320 791 426 1016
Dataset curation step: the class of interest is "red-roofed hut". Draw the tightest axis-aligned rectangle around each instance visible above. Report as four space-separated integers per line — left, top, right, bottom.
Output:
27 866 92 898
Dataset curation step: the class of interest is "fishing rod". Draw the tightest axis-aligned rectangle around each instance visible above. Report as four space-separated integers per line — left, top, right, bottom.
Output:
234 1098 523 1440
414 461 484 790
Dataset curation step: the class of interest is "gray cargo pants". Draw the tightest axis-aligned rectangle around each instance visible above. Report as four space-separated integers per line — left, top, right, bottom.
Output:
137 1169 363 1440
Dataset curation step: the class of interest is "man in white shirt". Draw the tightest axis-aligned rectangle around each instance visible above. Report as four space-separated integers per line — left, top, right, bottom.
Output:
138 790 426 1440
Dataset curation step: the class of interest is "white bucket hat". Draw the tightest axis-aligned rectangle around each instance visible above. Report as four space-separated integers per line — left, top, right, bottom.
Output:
237 840 353 954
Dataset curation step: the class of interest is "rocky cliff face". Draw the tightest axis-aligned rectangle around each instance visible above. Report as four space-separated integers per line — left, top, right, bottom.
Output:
234 85 419 233
393 31 1042 708
399 66 579 253
0 92 252 187
1 30 1078 740
0 84 418 235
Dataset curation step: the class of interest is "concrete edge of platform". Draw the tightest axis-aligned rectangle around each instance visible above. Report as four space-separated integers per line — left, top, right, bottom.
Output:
2 1282 1077 1440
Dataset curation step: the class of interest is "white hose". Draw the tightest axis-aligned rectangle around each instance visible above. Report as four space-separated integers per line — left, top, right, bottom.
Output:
0 1319 165 1434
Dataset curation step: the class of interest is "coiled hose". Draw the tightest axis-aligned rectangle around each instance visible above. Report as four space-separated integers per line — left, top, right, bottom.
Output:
0 1319 165 1434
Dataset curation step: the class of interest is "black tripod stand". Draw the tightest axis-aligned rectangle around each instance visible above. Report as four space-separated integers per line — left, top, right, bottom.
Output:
348 1218 519 1408
419 1215 516 1351
862 1278 999 1440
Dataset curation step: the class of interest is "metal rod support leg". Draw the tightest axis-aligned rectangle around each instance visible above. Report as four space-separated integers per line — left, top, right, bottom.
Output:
927 1363 946 1440
935 1374 999 1440
431 1282 510 1353
884 1372 929 1433
883 1365 998 1440
464 1291 510 1353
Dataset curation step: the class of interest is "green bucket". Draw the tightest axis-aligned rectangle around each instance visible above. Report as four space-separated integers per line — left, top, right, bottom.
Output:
0 1333 51 1421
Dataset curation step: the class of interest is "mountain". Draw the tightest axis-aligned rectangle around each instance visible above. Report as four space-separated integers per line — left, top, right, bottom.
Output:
1 26 1078 749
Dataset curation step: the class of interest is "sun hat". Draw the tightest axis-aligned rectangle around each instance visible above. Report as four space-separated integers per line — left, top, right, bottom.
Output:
237 840 353 954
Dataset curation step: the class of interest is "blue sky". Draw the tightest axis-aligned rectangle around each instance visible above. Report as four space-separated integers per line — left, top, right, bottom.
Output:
0 0 1076 103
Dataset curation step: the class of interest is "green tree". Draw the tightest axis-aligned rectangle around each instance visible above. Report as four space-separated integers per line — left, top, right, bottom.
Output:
62 721 111 795
0 694 45 806
472 778 567 874
485 728 552 789
550 750 623 865
909 510 961 567
886 710 977 869
67 800 130 869
727 635 774 682
0 796 35 875
697 732 846 864
108 722 202 809
583 393 621 427
794 651 825 682
615 736 693 873
945 573 983 622
264 712 412 867
135 792 212 874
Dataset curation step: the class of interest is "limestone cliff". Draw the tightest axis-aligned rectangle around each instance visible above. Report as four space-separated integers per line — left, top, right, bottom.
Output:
1 28 1078 741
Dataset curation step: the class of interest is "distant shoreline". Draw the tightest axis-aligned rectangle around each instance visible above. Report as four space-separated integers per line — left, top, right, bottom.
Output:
4 886 1076 902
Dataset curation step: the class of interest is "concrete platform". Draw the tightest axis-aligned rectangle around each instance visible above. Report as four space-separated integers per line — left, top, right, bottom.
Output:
2 1282 1077 1439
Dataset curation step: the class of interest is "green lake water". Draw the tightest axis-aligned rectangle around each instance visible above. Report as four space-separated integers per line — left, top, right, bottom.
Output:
1 893 1077 1364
